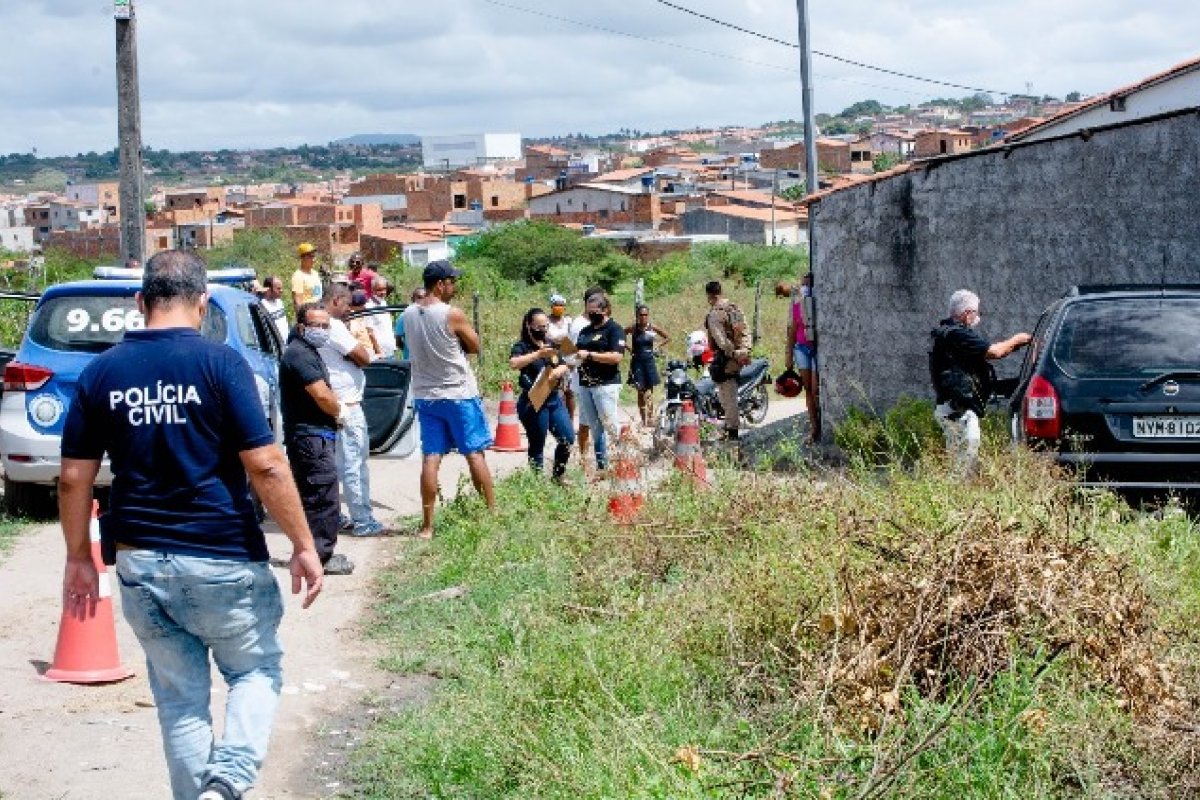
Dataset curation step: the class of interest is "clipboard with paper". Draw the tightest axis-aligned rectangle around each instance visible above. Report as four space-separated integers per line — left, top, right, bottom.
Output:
527 365 557 411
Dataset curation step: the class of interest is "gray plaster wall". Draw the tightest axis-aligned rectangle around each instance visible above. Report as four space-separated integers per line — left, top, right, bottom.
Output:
810 109 1200 423
681 209 766 244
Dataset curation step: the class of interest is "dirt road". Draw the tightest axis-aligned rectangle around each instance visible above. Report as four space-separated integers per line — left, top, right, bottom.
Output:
0 448 527 800
0 396 806 798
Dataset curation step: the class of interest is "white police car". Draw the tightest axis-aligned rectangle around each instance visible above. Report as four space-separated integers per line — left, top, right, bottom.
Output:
0 267 417 518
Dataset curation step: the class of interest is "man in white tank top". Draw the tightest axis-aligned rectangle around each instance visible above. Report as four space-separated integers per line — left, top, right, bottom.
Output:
401 260 495 538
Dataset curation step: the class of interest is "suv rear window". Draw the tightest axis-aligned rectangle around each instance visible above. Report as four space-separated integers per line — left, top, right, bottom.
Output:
29 294 228 353
1052 297 1200 378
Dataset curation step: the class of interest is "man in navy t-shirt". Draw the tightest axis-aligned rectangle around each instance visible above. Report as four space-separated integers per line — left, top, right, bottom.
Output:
58 250 323 800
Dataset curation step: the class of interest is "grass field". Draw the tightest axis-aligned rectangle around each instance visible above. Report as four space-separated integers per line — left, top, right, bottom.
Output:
349 441 1200 798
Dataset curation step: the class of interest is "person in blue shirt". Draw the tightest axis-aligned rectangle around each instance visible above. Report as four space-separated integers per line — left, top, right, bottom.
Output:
58 250 324 800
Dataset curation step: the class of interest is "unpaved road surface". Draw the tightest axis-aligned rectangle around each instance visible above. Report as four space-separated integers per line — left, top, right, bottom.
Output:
0 448 527 800
0 397 806 799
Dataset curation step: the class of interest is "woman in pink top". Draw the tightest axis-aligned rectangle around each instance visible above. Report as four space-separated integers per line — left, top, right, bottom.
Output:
785 273 820 442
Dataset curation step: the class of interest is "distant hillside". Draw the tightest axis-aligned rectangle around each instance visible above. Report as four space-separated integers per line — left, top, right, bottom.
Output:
332 134 420 146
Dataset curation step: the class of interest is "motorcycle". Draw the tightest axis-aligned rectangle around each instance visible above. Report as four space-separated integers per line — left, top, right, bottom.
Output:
653 355 771 450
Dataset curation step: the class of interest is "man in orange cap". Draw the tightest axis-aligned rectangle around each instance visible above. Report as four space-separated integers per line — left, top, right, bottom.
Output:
291 242 323 311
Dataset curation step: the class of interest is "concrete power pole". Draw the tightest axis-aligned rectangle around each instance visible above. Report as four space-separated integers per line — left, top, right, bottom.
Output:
115 0 145 266
795 0 819 198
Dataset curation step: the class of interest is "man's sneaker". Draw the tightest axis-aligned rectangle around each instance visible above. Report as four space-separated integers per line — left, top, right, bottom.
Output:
323 554 355 576
197 776 241 800
350 520 388 537
338 515 354 532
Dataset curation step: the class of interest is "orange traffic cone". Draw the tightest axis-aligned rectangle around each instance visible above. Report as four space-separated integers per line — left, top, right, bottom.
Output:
607 426 644 524
43 501 134 684
673 400 709 489
491 381 524 452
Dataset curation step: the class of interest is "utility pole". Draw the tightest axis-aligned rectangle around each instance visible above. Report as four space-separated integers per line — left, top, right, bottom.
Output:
115 0 145 266
770 170 777 246
795 0 819 199
795 0 822 440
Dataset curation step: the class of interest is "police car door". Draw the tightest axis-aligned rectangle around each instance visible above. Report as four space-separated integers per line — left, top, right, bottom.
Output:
346 304 418 458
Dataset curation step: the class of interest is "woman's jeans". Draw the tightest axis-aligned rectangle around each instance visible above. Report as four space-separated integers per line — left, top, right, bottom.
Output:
116 550 285 799
576 383 621 469
517 392 575 476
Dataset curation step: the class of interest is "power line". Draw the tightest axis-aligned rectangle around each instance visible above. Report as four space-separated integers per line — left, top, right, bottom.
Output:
652 0 1019 97
475 0 932 100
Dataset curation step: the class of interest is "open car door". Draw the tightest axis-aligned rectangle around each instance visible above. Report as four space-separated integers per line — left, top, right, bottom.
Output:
347 304 419 458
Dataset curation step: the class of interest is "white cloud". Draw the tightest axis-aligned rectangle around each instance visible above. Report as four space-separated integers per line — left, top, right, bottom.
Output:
0 0 1196 155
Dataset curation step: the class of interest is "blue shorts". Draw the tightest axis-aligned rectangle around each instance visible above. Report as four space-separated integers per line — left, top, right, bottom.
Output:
792 343 817 372
415 398 493 456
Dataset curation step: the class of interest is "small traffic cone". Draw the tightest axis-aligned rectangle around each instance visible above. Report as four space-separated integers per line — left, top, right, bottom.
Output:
491 381 524 452
43 501 134 684
673 400 709 489
607 426 644 524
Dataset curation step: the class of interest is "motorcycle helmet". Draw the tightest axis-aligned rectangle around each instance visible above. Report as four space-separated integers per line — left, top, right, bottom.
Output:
775 368 802 398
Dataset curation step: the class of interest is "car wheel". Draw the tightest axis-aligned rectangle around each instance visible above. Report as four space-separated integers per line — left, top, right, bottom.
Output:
3 477 56 520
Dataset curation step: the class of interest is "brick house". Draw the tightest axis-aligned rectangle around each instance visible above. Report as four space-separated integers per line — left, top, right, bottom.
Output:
913 130 975 158
527 184 661 231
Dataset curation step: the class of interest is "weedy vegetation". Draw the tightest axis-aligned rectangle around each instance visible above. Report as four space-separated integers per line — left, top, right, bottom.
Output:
350 425 1200 798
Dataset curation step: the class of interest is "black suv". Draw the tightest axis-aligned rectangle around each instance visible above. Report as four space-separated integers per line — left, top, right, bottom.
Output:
1009 285 1200 489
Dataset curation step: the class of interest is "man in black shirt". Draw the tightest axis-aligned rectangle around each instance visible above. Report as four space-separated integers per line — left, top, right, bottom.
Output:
59 250 323 800
574 291 626 472
930 289 1030 474
280 304 352 575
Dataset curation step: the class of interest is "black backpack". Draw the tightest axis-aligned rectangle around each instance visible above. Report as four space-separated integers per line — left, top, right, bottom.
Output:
929 323 993 415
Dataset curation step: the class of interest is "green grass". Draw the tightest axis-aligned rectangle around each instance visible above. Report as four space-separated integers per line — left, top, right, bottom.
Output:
0 517 27 560
349 447 1200 798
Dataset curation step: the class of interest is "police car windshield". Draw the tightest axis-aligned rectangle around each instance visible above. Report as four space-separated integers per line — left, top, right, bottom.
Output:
29 294 227 353
1051 297 1200 379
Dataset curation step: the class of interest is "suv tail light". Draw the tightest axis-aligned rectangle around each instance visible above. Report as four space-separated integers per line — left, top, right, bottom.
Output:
1024 374 1061 439
3 362 53 392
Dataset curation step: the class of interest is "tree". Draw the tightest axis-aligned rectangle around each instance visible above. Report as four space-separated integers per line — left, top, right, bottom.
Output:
452 220 611 285
872 152 903 172
838 99 884 119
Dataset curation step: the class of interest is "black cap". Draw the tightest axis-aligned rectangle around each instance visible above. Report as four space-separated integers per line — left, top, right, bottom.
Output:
423 259 461 282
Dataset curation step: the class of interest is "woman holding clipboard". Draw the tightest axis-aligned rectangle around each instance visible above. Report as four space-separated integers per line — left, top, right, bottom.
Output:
509 307 575 481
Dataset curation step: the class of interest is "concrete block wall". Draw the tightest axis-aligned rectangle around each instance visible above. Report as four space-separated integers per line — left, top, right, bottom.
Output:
810 109 1200 423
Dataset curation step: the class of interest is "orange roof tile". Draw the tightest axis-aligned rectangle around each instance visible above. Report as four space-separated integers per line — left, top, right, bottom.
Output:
592 167 655 183
366 228 441 245
1010 54 1200 141
695 205 806 223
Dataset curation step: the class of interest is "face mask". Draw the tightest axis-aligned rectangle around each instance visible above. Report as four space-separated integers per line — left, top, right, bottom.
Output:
303 327 330 347
531 329 547 341
588 312 605 326
968 315 982 328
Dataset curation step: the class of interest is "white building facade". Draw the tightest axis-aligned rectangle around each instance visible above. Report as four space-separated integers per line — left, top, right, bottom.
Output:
421 133 522 169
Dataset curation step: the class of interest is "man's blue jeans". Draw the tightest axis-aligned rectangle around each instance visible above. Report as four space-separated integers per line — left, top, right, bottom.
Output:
336 404 376 528
116 551 285 799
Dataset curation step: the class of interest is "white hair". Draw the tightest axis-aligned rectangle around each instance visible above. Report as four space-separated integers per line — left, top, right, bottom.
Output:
948 289 979 318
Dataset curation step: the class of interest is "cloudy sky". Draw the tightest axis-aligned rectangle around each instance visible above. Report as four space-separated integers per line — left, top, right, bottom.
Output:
1 0 1196 156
